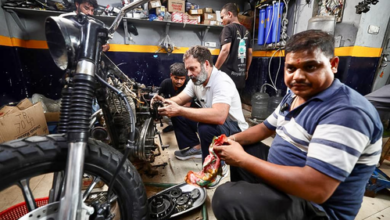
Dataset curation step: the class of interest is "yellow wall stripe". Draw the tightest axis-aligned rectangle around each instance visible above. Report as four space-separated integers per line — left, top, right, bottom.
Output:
253 50 285 57
110 44 220 55
0 35 13 47
335 46 382 58
11 38 48 49
0 35 383 58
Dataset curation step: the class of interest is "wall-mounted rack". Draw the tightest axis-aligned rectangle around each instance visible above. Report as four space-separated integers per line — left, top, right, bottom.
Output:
2 6 223 45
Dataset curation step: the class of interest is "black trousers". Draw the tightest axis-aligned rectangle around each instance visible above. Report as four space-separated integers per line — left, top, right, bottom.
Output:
171 116 241 162
212 142 329 220
171 116 199 150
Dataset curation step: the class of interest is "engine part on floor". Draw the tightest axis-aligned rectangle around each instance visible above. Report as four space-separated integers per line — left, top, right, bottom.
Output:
149 194 175 220
169 187 182 198
190 188 200 200
365 167 390 197
176 194 190 206
147 183 207 220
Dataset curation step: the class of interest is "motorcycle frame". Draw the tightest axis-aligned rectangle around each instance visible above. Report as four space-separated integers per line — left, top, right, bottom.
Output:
44 1 152 219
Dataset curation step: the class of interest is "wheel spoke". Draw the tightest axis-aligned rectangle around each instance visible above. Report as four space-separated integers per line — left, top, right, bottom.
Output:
49 171 65 203
83 175 101 201
18 178 37 212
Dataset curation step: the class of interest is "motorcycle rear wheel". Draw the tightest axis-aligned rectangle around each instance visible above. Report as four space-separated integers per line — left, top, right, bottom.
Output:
0 134 148 220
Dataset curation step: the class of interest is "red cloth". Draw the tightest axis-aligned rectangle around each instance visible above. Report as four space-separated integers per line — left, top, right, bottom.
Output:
185 135 228 187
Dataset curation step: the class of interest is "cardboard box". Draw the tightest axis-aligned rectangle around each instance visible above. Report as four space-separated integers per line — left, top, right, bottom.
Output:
45 112 61 122
188 9 203 15
202 20 218 25
203 13 217 21
0 99 49 143
171 11 183 22
203 8 213 13
149 0 161 9
167 0 185 13
186 14 201 24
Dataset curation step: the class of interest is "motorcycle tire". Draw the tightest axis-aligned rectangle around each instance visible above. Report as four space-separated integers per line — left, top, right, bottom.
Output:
0 134 148 220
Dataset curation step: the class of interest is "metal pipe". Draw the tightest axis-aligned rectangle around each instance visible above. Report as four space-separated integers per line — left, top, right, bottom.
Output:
58 142 86 220
108 0 151 35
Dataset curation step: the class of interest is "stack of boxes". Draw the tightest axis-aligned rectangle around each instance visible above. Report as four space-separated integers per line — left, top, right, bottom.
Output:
150 0 221 25
187 7 221 25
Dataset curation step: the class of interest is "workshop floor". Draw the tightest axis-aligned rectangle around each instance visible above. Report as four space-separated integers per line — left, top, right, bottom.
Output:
0 111 390 220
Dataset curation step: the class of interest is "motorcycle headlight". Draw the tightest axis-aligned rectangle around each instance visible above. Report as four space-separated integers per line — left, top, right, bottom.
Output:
45 16 80 70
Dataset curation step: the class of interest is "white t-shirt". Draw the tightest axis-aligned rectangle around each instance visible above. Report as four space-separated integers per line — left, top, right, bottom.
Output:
183 67 248 131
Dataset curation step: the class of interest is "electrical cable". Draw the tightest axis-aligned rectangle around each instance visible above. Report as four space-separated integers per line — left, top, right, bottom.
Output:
274 49 283 88
268 48 282 91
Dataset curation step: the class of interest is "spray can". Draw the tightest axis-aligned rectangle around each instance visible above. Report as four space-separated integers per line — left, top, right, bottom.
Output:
265 5 273 44
257 8 266 45
272 2 284 43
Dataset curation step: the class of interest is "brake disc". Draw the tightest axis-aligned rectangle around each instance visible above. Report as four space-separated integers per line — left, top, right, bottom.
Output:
19 202 60 220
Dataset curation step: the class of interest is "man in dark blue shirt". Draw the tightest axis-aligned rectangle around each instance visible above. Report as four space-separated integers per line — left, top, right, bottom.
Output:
212 30 383 220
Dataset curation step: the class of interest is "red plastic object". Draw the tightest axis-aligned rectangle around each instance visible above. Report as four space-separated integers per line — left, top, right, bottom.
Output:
0 197 49 220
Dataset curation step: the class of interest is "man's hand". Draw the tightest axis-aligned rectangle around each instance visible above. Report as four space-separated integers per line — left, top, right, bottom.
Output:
245 70 249 80
102 43 110 52
158 99 181 117
151 94 165 109
213 139 249 167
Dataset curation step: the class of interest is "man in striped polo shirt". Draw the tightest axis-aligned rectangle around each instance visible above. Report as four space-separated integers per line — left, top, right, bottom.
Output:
212 30 383 220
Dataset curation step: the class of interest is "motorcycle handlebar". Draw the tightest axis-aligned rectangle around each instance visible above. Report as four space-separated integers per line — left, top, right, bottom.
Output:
108 0 151 35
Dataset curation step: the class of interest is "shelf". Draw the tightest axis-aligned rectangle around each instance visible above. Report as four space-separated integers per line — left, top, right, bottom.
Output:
3 6 223 44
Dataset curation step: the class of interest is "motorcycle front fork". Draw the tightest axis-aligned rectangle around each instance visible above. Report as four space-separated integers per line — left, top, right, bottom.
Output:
58 60 97 219
58 142 94 220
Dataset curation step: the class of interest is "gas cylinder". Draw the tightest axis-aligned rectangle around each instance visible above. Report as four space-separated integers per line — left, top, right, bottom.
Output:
251 87 270 120
267 89 283 115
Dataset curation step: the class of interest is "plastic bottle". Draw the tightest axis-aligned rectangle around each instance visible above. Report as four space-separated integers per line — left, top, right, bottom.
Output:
265 5 273 44
272 2 284 43
267 89 283 115
251 87 270 120
257 9 266 45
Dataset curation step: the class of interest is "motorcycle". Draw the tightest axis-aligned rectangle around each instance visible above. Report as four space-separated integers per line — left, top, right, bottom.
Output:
0 0 160 219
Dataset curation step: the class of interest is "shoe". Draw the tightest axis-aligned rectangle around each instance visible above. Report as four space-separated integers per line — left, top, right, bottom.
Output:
163 125 174 133
207 163 229 189
221 163 229 178
174 147 202 160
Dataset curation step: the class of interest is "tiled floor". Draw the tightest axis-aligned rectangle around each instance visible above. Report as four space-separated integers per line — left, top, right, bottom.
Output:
1 110 390 220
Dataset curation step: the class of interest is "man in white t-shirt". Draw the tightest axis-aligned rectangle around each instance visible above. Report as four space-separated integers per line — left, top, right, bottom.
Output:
152 46 248 182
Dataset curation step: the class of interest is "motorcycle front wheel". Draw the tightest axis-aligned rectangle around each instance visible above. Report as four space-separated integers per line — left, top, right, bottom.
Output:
0 134 148 220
